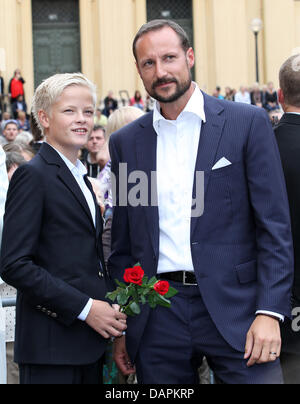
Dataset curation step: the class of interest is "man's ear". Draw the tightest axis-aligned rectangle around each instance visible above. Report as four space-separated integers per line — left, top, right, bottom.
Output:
278 88 285 107
38 110 50 130
186 47 195 70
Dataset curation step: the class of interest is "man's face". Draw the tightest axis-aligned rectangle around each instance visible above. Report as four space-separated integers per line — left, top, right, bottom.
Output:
39 85 95 153
4 124 18 142
87 129 106 153
135 27 194 104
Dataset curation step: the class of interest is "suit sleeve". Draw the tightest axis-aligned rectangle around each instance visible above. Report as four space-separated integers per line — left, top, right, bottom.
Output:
107 135 135 281
245 109 294 317
0 164 90 326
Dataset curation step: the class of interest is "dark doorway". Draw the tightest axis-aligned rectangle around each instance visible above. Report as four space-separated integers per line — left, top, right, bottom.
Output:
32 0 81 88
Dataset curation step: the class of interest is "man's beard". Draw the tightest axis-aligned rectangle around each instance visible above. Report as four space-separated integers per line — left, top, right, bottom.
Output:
149 72 192 104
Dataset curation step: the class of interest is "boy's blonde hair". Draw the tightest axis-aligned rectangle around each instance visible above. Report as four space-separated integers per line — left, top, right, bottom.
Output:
32 72 97 133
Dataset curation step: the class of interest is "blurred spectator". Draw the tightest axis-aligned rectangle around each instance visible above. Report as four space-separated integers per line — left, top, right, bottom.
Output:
8 69 25 104
224 87 234 101
0 71 4 97
212 86 224 100
3 142 34 162
16 111 30 132
268 109 283 128
100 106 144 385
29 112 44 154
94 107 108 127
0 145 8 385
11 95 27 120
264 81 279 112
0 121 19 147
103 91 118 117
5 151 26 181
15 131 33 146
0 72 4 122
0 146 21 384
234 86 251 104
0 145 8 244
145 94 155 112
250 83 264 108
82 125 106 178
130 90 144 110
0 112 12 135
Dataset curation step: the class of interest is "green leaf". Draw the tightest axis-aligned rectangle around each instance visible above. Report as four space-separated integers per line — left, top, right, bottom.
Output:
142 275 149 285
148 276 158 287
117 289 129 306
105 291 118 302
129 301 141 315
140 295 147 305
115 279 127 288
164 287 178 299
148 292 157 309
123 306 135 317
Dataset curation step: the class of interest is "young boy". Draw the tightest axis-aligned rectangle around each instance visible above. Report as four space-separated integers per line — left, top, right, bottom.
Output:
0 73 126 384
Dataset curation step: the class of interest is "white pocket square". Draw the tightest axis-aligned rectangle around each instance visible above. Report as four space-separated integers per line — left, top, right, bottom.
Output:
212 157 232 170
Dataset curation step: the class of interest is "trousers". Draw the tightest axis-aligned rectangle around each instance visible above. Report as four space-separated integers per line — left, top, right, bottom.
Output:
19 357 104 385
135 282 283 384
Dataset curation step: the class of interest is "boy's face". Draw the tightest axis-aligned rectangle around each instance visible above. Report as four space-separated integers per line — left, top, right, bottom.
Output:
39 85 95 155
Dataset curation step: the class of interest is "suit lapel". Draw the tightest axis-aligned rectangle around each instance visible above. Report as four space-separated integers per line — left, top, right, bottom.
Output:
191 94 226 239
135 113 159 257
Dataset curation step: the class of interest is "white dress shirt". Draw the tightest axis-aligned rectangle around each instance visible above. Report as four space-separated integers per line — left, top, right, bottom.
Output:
154 83 205 274
47 144 94 320
153 86 283 322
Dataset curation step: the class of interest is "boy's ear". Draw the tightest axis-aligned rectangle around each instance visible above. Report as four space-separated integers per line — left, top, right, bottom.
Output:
38 110 50 129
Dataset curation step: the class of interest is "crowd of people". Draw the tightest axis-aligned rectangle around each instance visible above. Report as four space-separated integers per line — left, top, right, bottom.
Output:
0 18 299 386
212 81 282 126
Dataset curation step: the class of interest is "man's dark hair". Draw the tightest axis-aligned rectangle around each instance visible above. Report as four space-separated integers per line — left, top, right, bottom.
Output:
133 19 191 62
93 125 106 133
279 54 300 107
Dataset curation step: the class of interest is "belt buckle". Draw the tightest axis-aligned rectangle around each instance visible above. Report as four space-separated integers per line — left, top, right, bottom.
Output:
183 271 197 286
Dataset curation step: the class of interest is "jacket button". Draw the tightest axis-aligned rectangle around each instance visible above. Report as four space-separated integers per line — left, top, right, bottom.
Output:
42 307 47 313
99 271 104 278
51 313 58 319
36 305 42 310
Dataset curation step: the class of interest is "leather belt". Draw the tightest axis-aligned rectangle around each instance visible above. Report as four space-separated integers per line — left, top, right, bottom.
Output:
158 271 198 286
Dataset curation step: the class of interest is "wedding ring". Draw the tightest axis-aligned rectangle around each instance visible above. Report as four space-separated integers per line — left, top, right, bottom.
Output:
269 352 277 356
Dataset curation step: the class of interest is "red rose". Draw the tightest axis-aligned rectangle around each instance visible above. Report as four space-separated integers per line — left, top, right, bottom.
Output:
124 266 144 286
154 280 170 296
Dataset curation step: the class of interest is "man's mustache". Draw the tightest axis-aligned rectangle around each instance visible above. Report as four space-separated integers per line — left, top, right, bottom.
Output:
152 78 178 90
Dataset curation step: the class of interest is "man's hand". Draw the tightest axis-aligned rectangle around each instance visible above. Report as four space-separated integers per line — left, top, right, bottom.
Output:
85 300 127 339
113 336 136 376
244 315 281 367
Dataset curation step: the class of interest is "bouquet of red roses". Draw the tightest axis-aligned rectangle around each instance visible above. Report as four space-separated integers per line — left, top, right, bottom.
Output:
106 264 178 316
